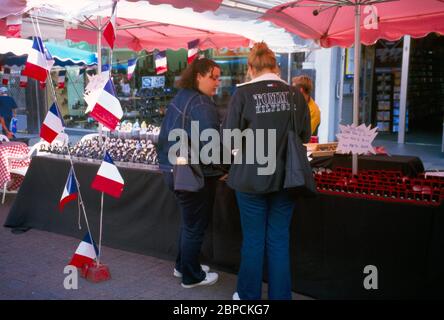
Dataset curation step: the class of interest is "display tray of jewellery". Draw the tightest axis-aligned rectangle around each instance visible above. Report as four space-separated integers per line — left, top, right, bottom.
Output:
37 136 160 171
111 122 160 143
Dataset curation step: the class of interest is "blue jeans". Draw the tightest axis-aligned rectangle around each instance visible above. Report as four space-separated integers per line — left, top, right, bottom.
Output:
163 172 217 285
235 190 295 300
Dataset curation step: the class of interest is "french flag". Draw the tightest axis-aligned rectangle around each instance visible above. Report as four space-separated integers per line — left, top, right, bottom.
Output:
69 232 98 268
187 39 199 64
101 63 111 79
103 1 117 49
155 51 167 75
22 36 54 82
91 151 124 198
2 67 10 85
127 58 137 80
19 74 28 88
59 168 78 212
89 79 123 130
57 70 66 89
40 103 64 143
6 15 22 38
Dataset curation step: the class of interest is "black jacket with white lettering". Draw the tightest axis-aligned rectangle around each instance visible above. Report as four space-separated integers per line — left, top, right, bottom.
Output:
223 73 310 194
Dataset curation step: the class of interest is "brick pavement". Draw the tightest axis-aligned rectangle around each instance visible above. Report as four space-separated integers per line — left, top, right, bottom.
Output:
0 194 312 300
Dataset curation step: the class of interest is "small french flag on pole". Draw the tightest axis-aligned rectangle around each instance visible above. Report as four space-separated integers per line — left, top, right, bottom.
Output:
19 74 28 88
88 79 123 130
69 232 98 268
127 58 137 80
100 63 111 79
21 36 54 82
6 15 22 38
59 168 78 212
187 39 200 64
2 67 10 85
40 103 64 143
103 1 117 49
91 151 124 198
57 70 66 89
155 51 167 75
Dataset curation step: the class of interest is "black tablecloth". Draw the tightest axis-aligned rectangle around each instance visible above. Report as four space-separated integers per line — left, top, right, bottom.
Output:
310 154 424 177
4 156 444 299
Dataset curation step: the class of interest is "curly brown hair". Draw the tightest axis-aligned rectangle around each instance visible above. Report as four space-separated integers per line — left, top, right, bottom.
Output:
177 57 220 90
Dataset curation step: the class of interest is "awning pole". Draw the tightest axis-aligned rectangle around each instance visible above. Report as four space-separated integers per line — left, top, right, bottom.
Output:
398 35 410 144
287 52 291 84
97 16 103 141
352 4 361 176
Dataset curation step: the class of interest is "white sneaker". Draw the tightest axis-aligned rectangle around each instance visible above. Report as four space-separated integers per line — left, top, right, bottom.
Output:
174 264 210 278
232 292 241 300
181 272 219 288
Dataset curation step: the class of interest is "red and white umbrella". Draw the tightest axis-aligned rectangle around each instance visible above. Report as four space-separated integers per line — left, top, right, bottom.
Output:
66 17 250 52
262 0 444 48
146 0 222 12
148 0 444 173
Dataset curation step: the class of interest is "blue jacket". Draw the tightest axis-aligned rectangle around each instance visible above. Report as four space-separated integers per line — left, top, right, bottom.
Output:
158 88 222 176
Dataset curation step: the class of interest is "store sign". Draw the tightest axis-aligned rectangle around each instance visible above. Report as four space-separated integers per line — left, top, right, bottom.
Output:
336 124 378 155
142 76 165 88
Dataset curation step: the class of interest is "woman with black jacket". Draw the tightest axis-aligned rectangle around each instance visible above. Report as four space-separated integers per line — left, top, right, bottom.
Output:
224 42 311 300
158 57 222 288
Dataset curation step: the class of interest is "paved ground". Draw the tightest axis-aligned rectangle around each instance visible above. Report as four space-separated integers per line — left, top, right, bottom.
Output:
0 195 312 300
374 134 444 170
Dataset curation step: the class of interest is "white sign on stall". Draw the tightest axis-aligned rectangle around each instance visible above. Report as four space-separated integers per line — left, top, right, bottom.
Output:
336 124 378 155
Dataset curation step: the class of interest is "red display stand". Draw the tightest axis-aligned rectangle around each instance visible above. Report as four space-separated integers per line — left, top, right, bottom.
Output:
314 167 444 206
81 262 111 283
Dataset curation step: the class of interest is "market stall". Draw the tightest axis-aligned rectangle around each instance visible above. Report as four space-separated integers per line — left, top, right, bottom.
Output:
4 155 444 299
2 0 444 300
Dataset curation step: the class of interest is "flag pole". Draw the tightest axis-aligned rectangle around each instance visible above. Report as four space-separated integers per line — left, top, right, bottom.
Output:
97 191 104 266
30 14 96 251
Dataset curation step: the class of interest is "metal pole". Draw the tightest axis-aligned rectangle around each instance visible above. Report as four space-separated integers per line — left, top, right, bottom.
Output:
287 52 292 83
398 35 410 144
337 48 345 124
35 80 41 132
352 5 361 176
97 191 104 266
97 16 102 77
97 16 103 140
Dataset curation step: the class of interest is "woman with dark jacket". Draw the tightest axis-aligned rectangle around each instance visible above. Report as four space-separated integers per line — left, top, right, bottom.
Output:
158 57 221 288
224 42 311 300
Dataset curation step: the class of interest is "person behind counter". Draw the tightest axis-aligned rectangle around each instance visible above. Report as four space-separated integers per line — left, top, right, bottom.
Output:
157 57 222 289
292 75 321 136
0 87 17 138
224 42 311 300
